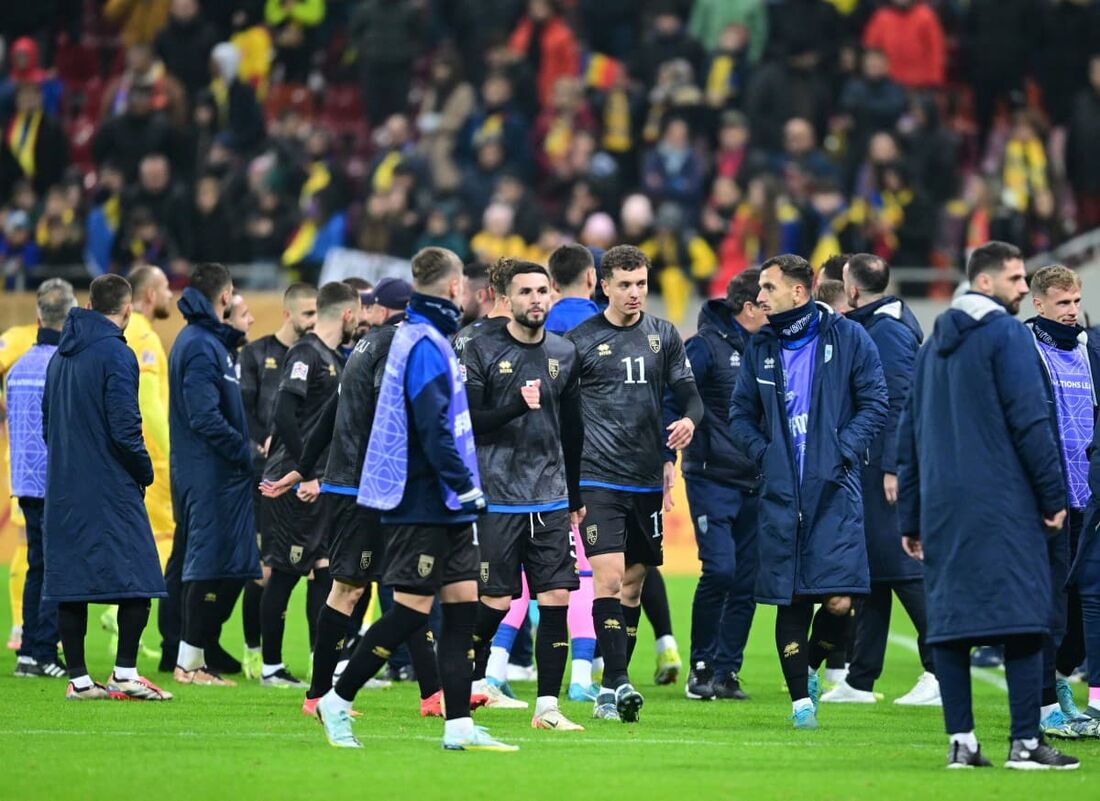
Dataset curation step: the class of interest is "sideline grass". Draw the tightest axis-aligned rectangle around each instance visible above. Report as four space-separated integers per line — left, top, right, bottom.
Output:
0 573 1093 800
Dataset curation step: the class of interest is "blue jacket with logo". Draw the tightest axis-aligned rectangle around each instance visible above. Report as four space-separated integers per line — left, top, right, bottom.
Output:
846 296 924 583
42 309 164 602
677 299 760 491
169 288 259 582
897 293 1065 643
7 327 59 499
729 303 888 604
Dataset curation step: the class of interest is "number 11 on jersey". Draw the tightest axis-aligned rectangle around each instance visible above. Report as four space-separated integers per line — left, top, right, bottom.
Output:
621 356 647 385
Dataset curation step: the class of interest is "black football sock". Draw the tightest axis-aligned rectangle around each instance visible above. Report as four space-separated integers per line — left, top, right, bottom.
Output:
641 568 674 639
183 580 220 650
260 569 300 668
351 586 371 631
307 603 351 700
623 603 642 666
593 597 630 689
808 605 852 671
306 567 332 651
242 580 263 649
536 605 569 699
57 602 89 679
335 601 429 703
114 598 151 670
775 601 813 702
439 601 478 720
407 623 441 700
472 602 508 681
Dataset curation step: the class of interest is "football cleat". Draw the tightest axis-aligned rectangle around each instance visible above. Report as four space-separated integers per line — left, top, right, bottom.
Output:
242 648 262 681
654 646 682 686
807 670 820 711
568 682 599 702
107 674 173 701
615 683 644 723
790 705 818 730
473 678 528 709
821 679 876 704
14 657 67 678
260 667 308 688
173 666 236 686
592 690 620 721
1005 736 1079 770
1041 708 1081 740
66 680 111 700
947 741 992 769
531 707 584 731
713 673 750 700
894 672 941 707
316 694 362 748
685 662 715 700
443 725 519 752
1055 677 1085 720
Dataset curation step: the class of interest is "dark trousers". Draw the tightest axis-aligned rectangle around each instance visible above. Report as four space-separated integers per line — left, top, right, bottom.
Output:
158 514 186 666
1042 510 1075 690
847 579 933 692
16 497 58 663
935 634 1042 740
685 476 758 678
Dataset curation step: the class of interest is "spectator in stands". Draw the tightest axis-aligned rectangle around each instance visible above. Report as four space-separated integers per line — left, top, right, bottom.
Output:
578 0 636 62
417 49 476 193
642 58 705 147
242 177 296 264
462 140 509 225
995 110 1051 227
1038 0 1100 128
0 80 67 198
701 23 753 114
461 71 531 177
101 43 188 128
764 0 841 67
85 163 125 275
416 207 469 262
508 0 580 108
350 0 423 124
36 185 84 269
643 117 704 220
187 173 240 264
639 201 716 325
111 205 178 275
746 45 832 152
264 0 325 84
838 48 907 171
689 0 768 64
103 0 171 48
631 3 705 91
155 0 221 101
963 0 1034 151
533 76 596 179
899 94 959 205
773 117 838 185
366 114 417 197
862 0 946 90
1067 54 1100 232
92 81 176 181
0 209 40 290
471 201 527 263
715 175 802 293
282 185 345 284
711 111 766 187
207 41 265 154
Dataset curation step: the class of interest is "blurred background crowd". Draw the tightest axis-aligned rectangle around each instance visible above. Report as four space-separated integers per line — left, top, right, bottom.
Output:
1 0 1100 323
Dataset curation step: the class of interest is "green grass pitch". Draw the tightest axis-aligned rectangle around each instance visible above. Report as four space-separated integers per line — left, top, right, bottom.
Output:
0 573 1094 800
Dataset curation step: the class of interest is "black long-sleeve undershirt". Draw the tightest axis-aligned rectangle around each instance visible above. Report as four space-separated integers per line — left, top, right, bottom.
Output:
272 390 306 470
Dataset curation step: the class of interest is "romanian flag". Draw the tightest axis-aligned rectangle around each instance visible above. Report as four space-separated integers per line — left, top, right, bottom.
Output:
581 52 622 91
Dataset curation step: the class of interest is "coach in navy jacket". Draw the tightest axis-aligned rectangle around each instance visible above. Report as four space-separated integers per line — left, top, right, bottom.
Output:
896 242 1067 755
729 287 887 605
43 299 163 603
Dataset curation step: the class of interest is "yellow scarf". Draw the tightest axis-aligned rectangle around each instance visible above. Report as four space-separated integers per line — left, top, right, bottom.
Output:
301 161 332 205
7 111 41 178
36 208 75 246
1002 137 1047 213
543 117 572 161
282 220 317 266
371 151 401 194
705 56 734 107
602 90 632 153
103 194 121 232
210 77 229 127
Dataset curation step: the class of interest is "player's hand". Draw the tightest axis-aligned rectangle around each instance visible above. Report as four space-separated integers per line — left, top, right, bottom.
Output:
1044 508 1067 534
259 470 302 498
662 461 676 512
520 379 541 410
666 417 695 450
883 472 898 505
297 479 321 503
458 487 488 515
901 536 923 562
570 506 586 528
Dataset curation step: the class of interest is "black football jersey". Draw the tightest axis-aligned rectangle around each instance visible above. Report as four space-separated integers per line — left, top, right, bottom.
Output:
461 326 580 509
565 312 694 489
452 315 510 356
264 333 343 480
239 334 289 443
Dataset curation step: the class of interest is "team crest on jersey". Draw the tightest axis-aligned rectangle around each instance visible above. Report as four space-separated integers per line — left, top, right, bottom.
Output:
597 343 612 357
328 363 337 376
730 352 741 367
289 545 303 565
585 524 598 546
764 357 775 370
648 334 661 353
141 349 156 365
290 360 309 381
480 561 490 584
697 515 708 534
264 357 278 369
417 554 435 577
498 360 513 374
824 344 833 363
548 358 559 379
360 551 373 570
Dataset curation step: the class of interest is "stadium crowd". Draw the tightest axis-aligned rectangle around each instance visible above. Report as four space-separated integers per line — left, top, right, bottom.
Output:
2 1 1100 323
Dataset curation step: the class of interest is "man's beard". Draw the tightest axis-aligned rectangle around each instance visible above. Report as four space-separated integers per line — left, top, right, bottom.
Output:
153 305 171 320
514 310 545 331
460 306 479 326
293 322 313 337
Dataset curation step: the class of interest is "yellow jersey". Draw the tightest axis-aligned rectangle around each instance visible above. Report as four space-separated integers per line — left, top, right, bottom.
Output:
125 313 175 538
1 324 39 529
